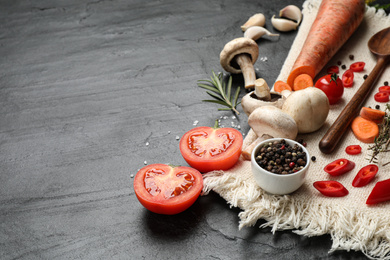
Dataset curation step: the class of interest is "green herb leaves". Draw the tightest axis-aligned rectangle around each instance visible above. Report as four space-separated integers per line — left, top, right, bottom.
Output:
197 71 241 115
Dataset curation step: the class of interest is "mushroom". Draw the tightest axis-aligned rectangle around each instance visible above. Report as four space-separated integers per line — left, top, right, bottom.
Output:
241 105 298 160
241 78 286 116
241 13 266 31
281 87 329 134
220 37 259 89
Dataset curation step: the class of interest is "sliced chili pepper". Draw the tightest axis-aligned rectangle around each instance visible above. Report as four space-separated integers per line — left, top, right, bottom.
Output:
349 62 365 72
342 69 354 88
313 181 349 197
352 164 378 187
378 86 390 93
327 65 339 74
374 92 390 103
345 145 362 155
324 158 355 176
366 178 390 205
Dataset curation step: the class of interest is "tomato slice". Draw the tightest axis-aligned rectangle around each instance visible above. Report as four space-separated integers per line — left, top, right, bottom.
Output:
133 164 203 215
349 62 365 72
324 158 355 176
179 124 243 173
345 145 362 155
352 164 378 187
366 178 390 205
342 69 354 88
378 85 390 93
374 92 390 103
327 65 339 74
313 181 349 197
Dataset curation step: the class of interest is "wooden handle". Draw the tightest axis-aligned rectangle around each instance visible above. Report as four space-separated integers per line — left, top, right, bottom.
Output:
319 56 388 154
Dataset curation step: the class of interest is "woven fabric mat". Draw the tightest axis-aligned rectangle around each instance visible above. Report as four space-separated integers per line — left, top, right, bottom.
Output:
202 1 390 258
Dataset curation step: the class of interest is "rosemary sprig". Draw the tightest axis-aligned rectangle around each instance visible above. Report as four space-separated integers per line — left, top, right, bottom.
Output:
366 0 390 11
368 103 390 166
197 71 241 115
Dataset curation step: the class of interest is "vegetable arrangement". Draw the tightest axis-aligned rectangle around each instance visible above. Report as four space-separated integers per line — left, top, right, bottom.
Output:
134 1 390 215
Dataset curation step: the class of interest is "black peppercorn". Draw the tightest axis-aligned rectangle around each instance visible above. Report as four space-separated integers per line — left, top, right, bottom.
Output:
364 74 368 80
384 81 389 86
311 156 316 162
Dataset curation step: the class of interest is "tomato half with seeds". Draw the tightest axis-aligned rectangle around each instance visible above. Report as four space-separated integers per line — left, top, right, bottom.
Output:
179 123 243 173
133 164 203 215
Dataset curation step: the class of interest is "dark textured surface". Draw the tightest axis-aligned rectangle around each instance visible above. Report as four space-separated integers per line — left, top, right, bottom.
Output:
1 0 386 259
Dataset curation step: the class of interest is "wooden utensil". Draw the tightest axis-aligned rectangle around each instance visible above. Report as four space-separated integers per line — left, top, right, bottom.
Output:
319 26 390 154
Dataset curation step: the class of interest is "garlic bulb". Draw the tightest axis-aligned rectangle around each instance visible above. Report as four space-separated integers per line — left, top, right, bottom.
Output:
241 13 266 31
244 26 279 41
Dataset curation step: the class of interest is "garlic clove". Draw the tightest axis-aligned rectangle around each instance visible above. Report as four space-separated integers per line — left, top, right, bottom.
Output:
271 15 299 32
241 13 266 31
244 26 279 41
279 5 302 25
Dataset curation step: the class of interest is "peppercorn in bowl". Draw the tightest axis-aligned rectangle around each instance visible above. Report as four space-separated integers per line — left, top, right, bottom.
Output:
251 138 310 195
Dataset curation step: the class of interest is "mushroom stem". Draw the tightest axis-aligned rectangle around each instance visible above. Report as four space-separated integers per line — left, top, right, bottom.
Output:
235 54 257 89
254 78 271 101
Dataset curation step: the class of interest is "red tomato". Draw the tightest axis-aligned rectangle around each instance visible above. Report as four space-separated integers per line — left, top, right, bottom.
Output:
352 164 378 187
366 178 390 205
133 164 203 215
324 158 355 176
378 86 390 93
315 73 344 104
342 69 354 88
349 62 365 72
374 92 390 103
327 65 339 74
345 145 362 155
313 181 349 197
180 125 243 173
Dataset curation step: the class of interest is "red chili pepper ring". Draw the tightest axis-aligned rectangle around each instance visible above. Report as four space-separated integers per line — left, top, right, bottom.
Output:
324 158 355 176
352 164 378 187
313 181 349 197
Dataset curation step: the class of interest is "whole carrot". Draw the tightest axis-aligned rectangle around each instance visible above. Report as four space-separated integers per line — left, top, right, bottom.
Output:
287 0 365 88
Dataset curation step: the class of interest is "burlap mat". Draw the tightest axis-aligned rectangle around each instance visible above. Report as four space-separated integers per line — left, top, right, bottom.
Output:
202 0 390 258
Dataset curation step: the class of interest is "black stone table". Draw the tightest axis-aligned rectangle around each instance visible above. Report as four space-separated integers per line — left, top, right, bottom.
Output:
1 0 387 259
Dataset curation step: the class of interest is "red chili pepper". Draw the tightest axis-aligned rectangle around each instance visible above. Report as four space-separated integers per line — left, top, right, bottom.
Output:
342 69 354 88
366 178 390 205
345 145 362 155
324 158 355 176
349 62 365 72
313 181 349 197
374 92 390 103
378 86 390 93
327 65 339 74
352 164 378 187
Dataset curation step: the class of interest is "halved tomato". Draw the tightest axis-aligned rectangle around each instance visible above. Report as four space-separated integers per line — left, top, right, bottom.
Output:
133 164 203 215
179 123 243 173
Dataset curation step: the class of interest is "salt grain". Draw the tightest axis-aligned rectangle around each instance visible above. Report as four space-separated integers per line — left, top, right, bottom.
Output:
144 161 147 165
193 120 199 126
175 135 180 140
145 142 149 146
130 174 134 178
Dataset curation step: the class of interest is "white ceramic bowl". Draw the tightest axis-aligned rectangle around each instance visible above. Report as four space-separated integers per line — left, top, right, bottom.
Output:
251 138 310 195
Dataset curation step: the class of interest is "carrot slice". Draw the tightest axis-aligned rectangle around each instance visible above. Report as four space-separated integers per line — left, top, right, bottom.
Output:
287 66 315 88
359 107 385 124
287 0 365 88
274 80 292 93
351 116 379 143
293 74 313 91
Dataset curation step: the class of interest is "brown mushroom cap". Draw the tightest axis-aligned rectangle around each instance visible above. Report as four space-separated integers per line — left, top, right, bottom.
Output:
220 37 259 74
